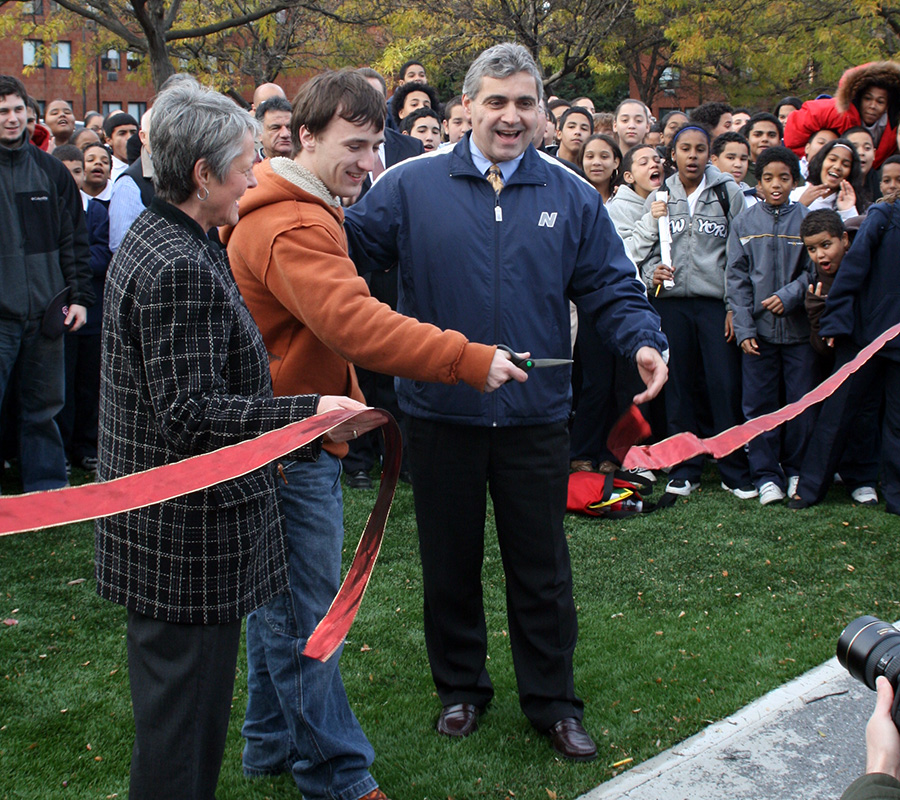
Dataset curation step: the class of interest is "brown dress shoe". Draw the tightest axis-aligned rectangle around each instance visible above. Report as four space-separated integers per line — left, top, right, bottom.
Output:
436 703 479 737
569 459 594 473
358 790 390 800
547 718 597 761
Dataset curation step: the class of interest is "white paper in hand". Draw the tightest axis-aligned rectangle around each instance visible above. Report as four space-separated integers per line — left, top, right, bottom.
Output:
656 190 674 289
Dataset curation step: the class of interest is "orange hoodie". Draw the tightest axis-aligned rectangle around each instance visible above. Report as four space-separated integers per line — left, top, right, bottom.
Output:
221 159 495 455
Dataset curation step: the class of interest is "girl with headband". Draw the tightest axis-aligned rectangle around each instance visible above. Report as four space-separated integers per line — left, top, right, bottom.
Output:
630 122 756 502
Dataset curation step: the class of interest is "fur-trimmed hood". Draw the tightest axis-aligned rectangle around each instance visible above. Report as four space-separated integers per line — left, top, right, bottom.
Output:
835 61 900 125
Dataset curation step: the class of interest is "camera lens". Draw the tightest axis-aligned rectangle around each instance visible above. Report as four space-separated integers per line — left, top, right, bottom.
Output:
837 616 900 690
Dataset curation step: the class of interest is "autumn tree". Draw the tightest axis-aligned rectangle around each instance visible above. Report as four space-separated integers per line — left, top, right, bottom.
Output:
171 0 390 95
0 0 388 90
372 0 633 94
633 0 900 106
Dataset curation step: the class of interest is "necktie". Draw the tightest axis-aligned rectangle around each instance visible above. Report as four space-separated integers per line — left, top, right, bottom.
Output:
486 164 504 196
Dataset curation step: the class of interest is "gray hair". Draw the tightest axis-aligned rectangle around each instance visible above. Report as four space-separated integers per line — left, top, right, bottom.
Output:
462 43 543 103
150 82 259 204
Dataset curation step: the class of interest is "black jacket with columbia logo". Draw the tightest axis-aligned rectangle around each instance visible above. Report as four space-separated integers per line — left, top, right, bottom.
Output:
0 134 93 320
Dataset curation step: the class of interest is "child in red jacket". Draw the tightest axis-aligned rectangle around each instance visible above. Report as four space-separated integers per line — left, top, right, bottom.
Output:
785 61 900 170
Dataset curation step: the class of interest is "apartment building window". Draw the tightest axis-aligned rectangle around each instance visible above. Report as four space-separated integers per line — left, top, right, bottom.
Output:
659 66 681 90
101 49 121 71
22 40 40 67
128 102 147 119
50 42 71 69
126 51 142 71
102 101 122 117
21 0 44 14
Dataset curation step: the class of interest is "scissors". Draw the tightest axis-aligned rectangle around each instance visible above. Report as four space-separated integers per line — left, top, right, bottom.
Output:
497 344 573 371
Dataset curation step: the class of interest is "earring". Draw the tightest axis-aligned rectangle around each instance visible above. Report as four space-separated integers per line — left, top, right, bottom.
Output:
197 186 209 201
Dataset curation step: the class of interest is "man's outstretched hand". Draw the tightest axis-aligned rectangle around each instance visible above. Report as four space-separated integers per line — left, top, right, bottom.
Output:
633 346 667 405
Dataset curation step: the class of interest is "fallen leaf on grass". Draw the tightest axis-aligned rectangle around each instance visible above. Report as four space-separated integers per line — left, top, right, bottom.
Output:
610 757 633 768
360 644 371 652
3 619 18 626
546 790 557 799
67 578 86 586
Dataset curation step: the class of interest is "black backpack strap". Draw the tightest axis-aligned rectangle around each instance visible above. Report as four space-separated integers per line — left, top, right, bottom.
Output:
712 182 732 219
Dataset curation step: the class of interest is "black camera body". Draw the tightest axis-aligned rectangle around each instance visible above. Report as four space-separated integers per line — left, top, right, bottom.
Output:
837 616 900 729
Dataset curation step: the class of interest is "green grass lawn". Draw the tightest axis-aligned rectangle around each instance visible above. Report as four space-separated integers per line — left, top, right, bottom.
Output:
2 465 899 800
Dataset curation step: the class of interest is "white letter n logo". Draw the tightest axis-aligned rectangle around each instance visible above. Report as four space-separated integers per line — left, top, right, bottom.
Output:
538 211 558 227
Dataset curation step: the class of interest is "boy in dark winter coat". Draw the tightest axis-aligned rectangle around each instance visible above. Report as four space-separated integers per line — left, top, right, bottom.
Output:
791 209 880 510
791 199 900 512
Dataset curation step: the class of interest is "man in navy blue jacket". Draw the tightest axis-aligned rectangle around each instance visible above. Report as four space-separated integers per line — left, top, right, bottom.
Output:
344 43 668 761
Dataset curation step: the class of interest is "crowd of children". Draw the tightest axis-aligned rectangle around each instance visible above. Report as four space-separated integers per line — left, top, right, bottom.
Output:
543 62 900 516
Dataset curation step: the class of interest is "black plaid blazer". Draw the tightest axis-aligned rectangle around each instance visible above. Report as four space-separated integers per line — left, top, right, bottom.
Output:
95 198 319 624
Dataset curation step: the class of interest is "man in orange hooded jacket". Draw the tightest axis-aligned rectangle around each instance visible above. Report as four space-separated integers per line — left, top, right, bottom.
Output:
222 69 524 800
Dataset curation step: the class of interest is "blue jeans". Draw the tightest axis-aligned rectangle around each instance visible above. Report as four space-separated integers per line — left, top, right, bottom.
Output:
0 318 67 492
243 454 377 800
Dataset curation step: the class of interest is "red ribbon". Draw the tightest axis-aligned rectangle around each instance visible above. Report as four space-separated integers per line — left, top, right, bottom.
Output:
621 323 900 470
303 414 401 661
0 408 399 663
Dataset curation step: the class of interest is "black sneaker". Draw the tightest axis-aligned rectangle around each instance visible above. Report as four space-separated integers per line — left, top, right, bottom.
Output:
346 470 373 490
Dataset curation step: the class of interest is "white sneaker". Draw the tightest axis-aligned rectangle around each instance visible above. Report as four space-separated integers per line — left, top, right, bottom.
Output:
759 481 785 505
665 479 700 496
787 475 800 498
720 482 759 500
851 486 879 505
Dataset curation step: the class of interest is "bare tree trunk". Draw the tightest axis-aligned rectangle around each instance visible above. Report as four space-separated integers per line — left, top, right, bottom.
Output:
133 0 175 89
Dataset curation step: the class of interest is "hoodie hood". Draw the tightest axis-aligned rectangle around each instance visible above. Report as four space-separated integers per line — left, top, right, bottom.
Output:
835 61 900 126
608 184 648 210
219 158 342 245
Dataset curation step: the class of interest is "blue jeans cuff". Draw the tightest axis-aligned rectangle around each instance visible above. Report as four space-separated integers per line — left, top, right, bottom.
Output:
333 775 379 800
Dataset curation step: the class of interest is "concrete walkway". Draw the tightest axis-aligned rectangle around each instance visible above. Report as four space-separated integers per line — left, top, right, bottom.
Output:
581 656 874 800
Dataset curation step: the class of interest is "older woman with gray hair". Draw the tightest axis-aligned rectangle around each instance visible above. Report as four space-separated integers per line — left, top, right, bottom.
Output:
95 81 365 799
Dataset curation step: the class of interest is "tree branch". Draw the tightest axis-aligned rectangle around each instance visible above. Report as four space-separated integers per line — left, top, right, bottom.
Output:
50 0 143 46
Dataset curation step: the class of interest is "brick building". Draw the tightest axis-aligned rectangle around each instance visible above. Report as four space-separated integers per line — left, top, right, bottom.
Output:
1 1 155 120
629 59 730 121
